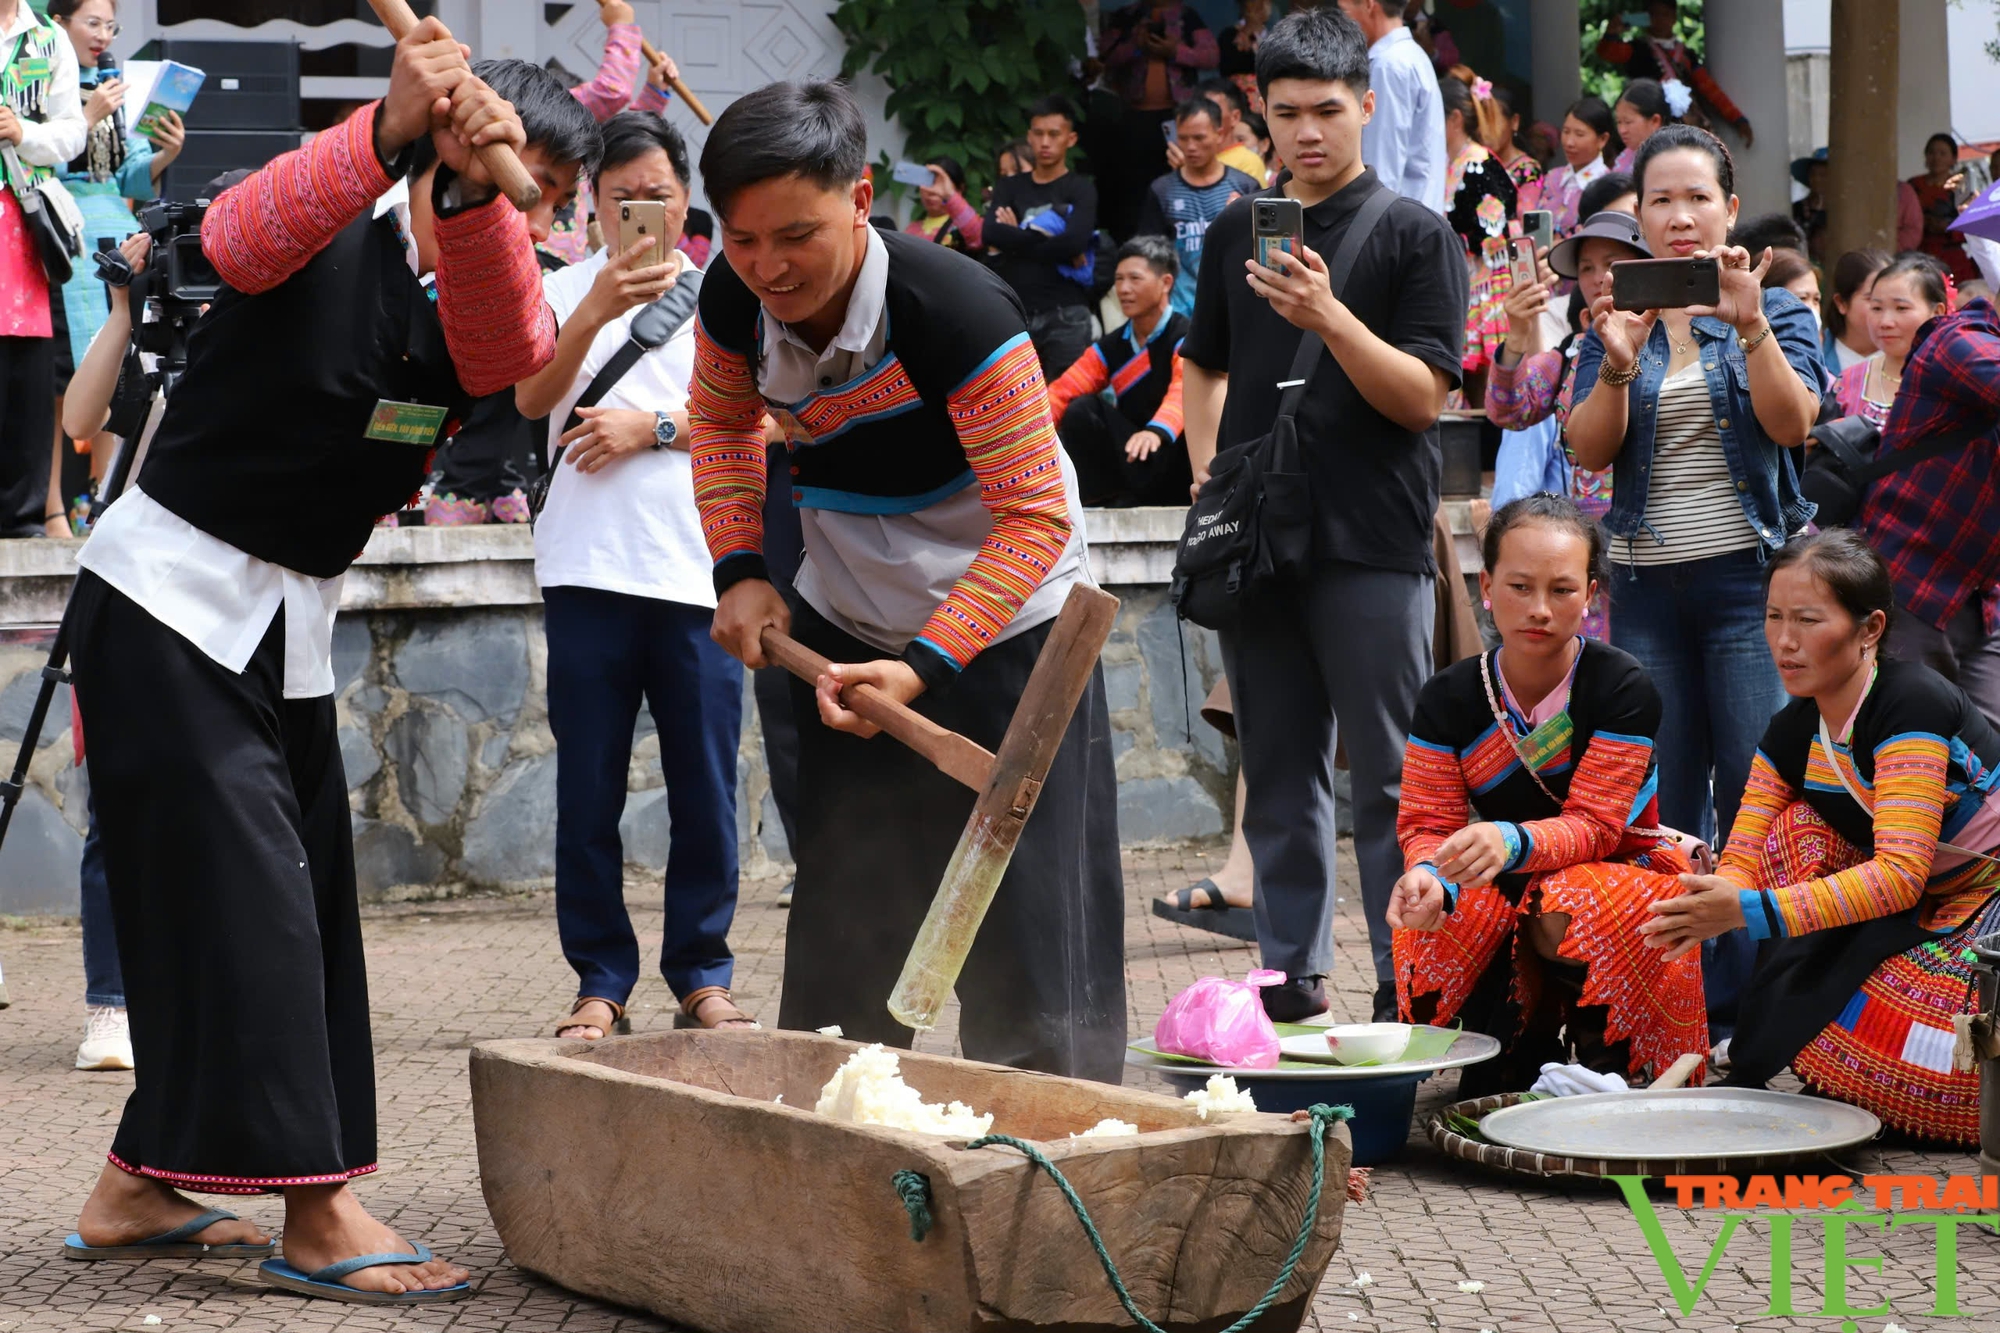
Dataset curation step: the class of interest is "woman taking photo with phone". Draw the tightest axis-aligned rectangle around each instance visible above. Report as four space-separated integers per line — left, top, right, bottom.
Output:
1564 125 1822 1029
45 0 180 536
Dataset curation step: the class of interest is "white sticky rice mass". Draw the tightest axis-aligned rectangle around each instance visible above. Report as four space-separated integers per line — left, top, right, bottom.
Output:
815 1043 994 1137
1071 1117 1140 1138
1182 1074 1258 1120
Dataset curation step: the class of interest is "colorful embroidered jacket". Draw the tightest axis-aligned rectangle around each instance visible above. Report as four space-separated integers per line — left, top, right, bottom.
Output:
1400 640 1665 908
137 101 554 577
1044 310 1188 444
689 229 1078 688
1721 660 2000 936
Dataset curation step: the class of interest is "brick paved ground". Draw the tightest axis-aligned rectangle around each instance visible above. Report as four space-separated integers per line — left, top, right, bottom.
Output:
3 847 1994 1332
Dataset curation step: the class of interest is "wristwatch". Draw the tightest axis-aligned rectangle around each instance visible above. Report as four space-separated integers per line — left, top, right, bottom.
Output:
652 410 677 451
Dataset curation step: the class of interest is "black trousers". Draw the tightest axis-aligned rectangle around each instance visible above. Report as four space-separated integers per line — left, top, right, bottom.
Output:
0 334 55 534
71 572 376 1193
1058 395 1193 507
776 600 1127 1081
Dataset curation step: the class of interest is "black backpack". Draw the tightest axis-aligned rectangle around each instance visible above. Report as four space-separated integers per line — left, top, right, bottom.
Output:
1800 410 1994 529
1169 185 1397 629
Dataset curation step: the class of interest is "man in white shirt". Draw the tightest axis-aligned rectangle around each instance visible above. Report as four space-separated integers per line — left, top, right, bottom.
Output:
1339 0 1445 213
511 111 759 1040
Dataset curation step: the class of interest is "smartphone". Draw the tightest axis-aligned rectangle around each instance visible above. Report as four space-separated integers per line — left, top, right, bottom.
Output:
1162 121 1178 145
617 200 668 259
1521 209 1554 256
1252 197 1304 271
1506 236 1538 293
1611 256 1721 312
890 160 933 188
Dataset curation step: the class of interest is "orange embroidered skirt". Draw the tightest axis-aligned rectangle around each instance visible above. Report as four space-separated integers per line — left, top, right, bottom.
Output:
1725 801 1998 1146
1392 843 1710 1081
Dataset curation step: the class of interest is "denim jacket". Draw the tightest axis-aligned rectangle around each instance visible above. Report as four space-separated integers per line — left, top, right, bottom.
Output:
1572 288 1822 561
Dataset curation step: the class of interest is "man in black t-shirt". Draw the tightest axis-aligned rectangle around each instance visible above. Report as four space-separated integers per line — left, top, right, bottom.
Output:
984 95 1099 380
1179 6 1467 1024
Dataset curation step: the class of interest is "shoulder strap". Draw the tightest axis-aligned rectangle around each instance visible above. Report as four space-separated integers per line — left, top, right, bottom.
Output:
1858 416 1996 485
559 266 704 436
1275 184 1399 421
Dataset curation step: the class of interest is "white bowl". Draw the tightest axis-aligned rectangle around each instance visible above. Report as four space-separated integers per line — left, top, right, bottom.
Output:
1321 1023 1413 1066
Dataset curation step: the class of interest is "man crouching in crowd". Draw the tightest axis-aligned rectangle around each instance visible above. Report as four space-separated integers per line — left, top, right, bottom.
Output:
62 19 596 1306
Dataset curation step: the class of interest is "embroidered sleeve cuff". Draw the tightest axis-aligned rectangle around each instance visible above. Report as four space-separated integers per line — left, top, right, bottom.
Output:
1497 821 1527 872
431 164 500 219
1143 422 1178 447
1417 862 1460 913
901 638 961 698
1740 890 1785 941
712 552 769 596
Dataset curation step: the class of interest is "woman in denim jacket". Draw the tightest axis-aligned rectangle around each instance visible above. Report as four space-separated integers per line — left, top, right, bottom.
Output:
1565 126 1821 1036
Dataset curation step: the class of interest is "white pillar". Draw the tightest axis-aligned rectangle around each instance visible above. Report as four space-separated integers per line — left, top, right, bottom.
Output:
1703 0 1790 217
1530 0 1583 126
1897 0 1952 176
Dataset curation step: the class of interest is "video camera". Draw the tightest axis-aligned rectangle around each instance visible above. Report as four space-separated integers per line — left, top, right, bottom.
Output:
92 197 221 382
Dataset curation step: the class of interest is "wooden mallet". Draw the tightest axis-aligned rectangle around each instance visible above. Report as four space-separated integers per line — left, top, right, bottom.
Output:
595 0 714 125
365 0 542 212
760 583 1120 1030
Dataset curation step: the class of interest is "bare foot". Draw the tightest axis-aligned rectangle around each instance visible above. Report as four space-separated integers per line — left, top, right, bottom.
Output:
280 1184 468 1296
76 1161 269 1248
556 998 618 1041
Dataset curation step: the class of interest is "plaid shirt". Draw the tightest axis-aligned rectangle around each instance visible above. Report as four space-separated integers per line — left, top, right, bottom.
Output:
1859 299 2000 630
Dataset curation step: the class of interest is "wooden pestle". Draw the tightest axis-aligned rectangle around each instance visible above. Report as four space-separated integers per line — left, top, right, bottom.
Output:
365 0 542 211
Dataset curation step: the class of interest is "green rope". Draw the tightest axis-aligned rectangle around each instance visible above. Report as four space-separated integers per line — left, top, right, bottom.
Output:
891 1103 1353 1333
891 1168 934 1241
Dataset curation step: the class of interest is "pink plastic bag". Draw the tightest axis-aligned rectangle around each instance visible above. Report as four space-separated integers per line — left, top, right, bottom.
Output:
1153 970 1284 1069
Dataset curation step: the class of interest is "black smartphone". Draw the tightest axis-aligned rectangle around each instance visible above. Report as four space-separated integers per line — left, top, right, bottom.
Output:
1521 208 1554 256
1611 256 1721 312
1252 197 1304 271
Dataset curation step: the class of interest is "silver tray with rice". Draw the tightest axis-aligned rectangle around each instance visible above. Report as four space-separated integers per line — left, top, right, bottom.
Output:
1475 1087 1881 1161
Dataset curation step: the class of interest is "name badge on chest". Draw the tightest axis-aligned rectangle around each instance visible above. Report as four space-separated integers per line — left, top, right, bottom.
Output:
363 400 449 446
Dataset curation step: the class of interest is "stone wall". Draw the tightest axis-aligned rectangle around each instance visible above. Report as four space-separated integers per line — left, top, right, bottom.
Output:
0 504 1486 916
0 589 1230 915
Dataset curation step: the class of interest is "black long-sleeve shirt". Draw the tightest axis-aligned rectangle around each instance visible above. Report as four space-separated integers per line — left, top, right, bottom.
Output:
984 168 1097 315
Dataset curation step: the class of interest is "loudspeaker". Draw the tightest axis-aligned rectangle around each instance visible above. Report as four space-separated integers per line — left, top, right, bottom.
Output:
159 128 304 202
147 39 300 131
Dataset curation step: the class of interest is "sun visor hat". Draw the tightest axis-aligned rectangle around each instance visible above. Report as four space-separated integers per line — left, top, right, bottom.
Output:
1547 210 1649 280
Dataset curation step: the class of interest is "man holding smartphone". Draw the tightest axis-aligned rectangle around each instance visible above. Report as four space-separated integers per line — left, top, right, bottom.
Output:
1180 5 1467 1023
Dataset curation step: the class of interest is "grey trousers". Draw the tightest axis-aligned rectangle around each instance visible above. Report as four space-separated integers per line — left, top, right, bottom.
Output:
1886 596 2000 731
1219 562 1434 983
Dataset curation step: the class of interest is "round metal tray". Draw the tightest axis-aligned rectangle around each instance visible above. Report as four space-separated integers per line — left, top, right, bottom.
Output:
1476 1087 1881 1161
1125 1027 1501 1080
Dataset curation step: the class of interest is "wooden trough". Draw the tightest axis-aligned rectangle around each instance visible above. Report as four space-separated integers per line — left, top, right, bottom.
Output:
470 1029 1350 1333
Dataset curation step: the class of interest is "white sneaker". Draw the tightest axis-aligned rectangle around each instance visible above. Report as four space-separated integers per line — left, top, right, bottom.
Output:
76 1005 135 1071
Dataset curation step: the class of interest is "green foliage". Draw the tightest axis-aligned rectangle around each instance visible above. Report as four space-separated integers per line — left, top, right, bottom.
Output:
1576 0 1706 105
834 0 1086 203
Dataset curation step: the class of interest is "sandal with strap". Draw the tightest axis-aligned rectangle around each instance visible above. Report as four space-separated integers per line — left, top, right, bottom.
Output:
673 985 761 1030
259 1241 471 1304
63 1207 274 1260
1150 879 1258 942
552 996 630 1040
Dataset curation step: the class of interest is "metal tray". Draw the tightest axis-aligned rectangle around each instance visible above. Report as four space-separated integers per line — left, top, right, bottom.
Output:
1125 1027 1501 1080
1476 1087 1881 1161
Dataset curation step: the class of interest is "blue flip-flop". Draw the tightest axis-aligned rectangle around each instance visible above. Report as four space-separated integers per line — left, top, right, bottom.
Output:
258 1242 472 1304
63 1207 274 1260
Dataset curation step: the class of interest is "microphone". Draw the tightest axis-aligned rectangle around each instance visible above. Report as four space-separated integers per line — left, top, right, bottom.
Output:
98 50 126 139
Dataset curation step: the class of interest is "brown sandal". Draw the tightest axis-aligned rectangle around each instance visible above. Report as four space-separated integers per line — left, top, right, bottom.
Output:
553 996 630 1040
673 986 760 1030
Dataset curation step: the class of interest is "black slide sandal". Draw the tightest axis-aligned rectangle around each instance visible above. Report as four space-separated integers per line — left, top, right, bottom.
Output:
1151 879 1259 942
